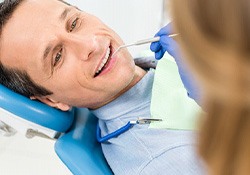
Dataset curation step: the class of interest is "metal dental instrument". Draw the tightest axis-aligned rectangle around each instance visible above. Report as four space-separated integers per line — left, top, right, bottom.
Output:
112 33 178 58
96 118 162 143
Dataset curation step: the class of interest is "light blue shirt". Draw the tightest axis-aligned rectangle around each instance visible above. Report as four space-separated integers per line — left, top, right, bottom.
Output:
91 70 205 175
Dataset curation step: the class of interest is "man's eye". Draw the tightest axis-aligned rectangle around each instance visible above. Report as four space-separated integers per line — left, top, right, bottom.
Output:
53 48 63 67
69 17 79 32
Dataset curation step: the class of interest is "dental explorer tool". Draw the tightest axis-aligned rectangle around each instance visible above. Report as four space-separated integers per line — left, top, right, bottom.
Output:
111 33 178 58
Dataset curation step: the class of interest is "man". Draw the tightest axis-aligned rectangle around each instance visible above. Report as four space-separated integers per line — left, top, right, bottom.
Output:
0 0 145 110
0 0 204 174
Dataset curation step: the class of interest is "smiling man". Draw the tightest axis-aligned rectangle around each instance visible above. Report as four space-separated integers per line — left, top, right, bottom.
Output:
0 0 145 110
0 0 204 174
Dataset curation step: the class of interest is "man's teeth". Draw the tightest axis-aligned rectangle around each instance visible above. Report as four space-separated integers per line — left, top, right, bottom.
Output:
96 48 111 74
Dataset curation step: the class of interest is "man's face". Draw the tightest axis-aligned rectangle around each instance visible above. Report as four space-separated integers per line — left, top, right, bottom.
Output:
0 0 141 109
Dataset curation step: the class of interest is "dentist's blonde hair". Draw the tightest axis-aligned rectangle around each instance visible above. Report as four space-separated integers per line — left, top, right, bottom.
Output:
171 0 250 174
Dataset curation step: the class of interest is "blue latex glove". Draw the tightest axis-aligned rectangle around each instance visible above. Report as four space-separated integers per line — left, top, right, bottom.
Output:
150 23 201 104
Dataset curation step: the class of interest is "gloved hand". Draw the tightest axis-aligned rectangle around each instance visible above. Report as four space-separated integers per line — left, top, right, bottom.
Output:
150 23 201 104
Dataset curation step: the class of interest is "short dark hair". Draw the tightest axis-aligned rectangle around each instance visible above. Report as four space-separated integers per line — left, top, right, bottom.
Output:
0 0 52 97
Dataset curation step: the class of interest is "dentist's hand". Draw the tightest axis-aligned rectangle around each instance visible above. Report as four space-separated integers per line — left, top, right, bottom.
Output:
150 23 178 60
150 23 201 104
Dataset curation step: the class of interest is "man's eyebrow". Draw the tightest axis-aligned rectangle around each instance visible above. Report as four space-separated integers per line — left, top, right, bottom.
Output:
43 44 52 61
60 7 72 21
42 44 53 74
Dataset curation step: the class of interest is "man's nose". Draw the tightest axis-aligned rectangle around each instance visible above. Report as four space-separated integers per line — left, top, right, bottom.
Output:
66 34 98 61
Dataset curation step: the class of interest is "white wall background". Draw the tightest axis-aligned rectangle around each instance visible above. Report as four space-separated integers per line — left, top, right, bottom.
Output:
0 1 170 175
68 0 166 57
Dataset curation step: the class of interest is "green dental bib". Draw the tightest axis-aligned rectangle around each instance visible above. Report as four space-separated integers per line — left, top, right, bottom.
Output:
150 56 201 130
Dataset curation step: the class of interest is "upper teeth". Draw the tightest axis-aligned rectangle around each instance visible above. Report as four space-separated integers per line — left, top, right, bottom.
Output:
96 47 110 74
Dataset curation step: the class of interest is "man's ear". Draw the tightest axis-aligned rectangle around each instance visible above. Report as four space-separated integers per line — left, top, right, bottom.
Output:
30 96 71 111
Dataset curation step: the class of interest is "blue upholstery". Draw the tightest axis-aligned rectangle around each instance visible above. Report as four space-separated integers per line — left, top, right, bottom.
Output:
0 84 113 174
0 84 74 132
55 108 113 175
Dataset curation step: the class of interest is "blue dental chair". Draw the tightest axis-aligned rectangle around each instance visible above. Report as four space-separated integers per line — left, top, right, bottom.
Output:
0 84 113 175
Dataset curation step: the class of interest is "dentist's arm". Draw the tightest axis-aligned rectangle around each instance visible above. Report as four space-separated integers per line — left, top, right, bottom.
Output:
150 23 201 104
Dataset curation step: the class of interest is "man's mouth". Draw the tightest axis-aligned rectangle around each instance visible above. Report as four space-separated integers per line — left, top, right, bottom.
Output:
94 46 112 77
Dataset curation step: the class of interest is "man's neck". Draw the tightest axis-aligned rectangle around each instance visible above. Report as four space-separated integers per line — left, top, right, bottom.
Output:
90 67 154 121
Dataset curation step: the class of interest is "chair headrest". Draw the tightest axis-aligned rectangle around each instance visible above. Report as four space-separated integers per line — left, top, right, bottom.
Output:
0 84 74 132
